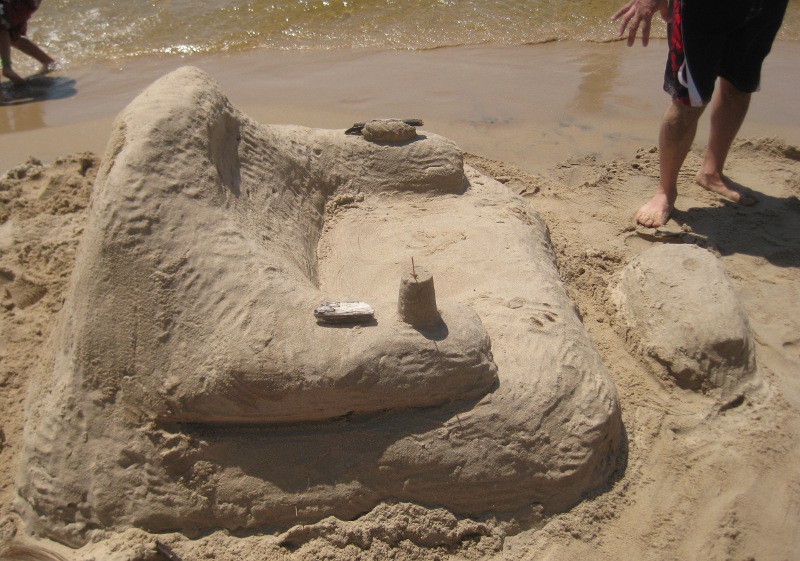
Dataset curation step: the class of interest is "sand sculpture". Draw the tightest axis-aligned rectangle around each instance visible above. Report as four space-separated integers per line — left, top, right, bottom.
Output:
15 67 622 546
611 244 756 396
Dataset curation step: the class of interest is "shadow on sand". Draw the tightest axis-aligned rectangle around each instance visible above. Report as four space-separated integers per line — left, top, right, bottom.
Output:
1 74 77 106
638 180 800 269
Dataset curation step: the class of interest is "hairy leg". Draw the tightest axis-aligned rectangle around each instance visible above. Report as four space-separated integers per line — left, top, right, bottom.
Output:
636 100 704 228
695 78 755 204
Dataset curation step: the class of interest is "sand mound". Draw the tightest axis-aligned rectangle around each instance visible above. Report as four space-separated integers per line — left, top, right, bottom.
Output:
14 67 621 546
611 244 756 396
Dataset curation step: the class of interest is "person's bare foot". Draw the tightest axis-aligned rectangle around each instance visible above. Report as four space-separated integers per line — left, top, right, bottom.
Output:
635 191 675 228
695 170 757 206
2 65 25 86
39 60 59 74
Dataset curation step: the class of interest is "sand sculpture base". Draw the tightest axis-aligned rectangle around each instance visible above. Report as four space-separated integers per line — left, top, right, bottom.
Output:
15 67 621 546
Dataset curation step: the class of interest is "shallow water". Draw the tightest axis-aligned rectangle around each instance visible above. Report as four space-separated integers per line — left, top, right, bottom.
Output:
22 0 800 69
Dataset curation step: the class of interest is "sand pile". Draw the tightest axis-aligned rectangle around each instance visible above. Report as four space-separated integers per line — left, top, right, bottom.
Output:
1 67 799 561
11 67 621 548
611 244 757 396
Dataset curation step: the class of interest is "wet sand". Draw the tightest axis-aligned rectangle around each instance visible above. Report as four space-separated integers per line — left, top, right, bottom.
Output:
2 40 799 174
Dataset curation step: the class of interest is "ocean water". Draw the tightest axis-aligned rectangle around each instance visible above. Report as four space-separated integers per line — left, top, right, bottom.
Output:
17 0 800 69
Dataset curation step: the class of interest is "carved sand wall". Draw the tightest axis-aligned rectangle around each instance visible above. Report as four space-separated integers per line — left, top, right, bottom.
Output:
15 67 621 547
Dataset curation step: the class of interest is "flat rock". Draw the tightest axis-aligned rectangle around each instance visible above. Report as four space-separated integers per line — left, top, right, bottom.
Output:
314 301 375 323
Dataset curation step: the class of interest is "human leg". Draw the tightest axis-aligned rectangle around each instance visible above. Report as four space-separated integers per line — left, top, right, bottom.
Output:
12 36 56 72
1 27 25 85
693 0 790 204
0 26 3 101
695 78 755 204
636 100 704 228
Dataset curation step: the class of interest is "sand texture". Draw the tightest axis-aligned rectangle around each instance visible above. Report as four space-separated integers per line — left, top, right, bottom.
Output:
0 62 799 561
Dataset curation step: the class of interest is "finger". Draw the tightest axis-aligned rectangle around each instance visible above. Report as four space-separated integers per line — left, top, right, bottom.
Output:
660 2 673 22
612 2 634 21
627 18 641 47
641 17 651 46
617 9 634 37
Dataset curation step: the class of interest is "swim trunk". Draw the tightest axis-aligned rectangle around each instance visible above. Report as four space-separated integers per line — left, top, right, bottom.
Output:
0 0 40 42
665 0 789 106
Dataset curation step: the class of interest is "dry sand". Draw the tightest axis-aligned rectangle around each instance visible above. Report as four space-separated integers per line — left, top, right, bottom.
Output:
1 42 799 560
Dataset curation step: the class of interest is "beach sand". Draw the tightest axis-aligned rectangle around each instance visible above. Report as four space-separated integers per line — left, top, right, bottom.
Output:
1 40 799 560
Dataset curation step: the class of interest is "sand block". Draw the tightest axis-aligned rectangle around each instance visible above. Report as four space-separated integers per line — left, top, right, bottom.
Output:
397 266 440 326
15 67 621 546
610 244 756 396
345 118 423 138
362 119 418 143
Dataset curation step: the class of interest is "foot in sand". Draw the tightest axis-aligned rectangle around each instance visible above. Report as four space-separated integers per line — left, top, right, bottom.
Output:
2 65 25 86
38 61 59 75
635 191 675 228
695 170 757 206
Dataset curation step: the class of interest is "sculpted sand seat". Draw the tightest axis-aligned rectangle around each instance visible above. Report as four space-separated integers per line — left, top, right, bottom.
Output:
16 67 622 546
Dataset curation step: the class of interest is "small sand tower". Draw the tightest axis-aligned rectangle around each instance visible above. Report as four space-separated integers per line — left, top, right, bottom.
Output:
398 261 440 326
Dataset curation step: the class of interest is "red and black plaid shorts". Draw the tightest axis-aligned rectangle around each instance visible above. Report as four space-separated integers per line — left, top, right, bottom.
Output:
665 0 789 106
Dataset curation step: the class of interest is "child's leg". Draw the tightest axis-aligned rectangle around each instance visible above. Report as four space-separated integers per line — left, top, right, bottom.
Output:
13 36 57 71
1 27 25 85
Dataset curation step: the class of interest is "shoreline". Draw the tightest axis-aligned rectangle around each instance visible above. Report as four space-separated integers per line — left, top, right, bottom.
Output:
2 40 799 174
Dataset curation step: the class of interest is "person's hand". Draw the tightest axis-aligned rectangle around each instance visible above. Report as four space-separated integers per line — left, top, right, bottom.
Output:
612 0 671 47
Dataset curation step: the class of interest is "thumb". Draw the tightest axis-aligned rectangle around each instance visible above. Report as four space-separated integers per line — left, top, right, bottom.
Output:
660 0 673 22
